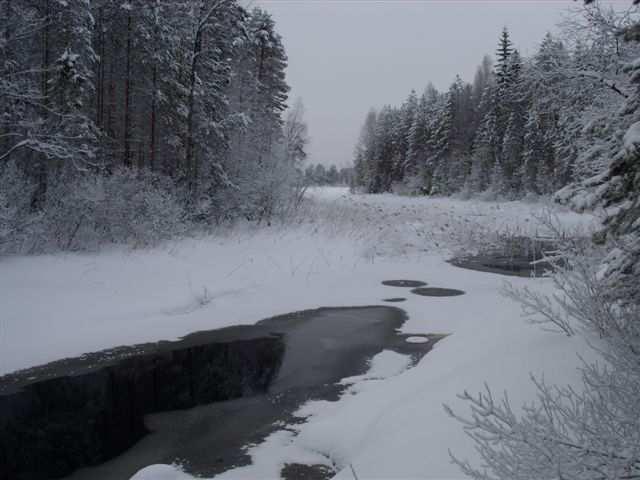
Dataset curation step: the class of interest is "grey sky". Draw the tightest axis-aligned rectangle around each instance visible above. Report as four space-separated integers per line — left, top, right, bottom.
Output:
257 0 578 167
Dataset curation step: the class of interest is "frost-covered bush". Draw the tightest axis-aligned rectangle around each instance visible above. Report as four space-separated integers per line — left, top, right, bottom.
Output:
0 167 189 254
41 169 189 251
211 146 306 225
0 153 305 254
446 239 640 480
0 161 38 253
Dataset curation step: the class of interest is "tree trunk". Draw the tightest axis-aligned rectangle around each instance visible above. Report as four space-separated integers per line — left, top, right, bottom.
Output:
185 21 204 194
97 7 105 128
1 0 12 159
33 0 51 210
42 0 50 107
123 11 133 167
150 65 157 172
149 3 160 172
107 29 115 142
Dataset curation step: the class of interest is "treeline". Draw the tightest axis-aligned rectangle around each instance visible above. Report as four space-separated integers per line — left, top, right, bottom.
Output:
303 163 354 186
354 21 637 199
0 0 307 253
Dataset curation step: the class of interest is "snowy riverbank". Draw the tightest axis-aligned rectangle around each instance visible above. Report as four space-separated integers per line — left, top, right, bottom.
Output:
1 188 599 479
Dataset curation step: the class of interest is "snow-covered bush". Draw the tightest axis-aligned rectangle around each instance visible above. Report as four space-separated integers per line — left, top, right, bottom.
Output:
0 153 306 254
42 169 189 251
448 116 640 480
0 161 38 253
446 237 640 480
211 143 306 225
0 168 189 254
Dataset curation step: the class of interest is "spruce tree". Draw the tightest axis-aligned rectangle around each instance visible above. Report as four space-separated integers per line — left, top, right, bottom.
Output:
429 92 454 195
499 49 527 195
406 92 432 192
500 112 524 196
394 89 418 182
353 109 377 191
471 82 504 193
521 110 542 194
369 106 396 193
495 27 514 90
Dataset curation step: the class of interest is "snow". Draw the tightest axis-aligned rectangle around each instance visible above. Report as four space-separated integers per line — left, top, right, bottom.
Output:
339 350 413 385
130 465 192 480
0 187 600 479
405 336 430 343
623 121 640 153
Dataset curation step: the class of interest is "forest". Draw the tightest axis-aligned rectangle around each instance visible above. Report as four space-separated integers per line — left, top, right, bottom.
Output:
0 0 307 253
303 163 353 186
353 14 639 203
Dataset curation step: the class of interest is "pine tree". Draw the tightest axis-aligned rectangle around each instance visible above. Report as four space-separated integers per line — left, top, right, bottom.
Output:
182 0 246 195
32 0 99 207
406 92 431 192
500 112 523 196
249 7 289 135
498 49 527 195
353 109 377 191
469 85 500 193
393 89 418 182
521 109 542 194
466 27 516 197
429 92 454 195
495 27 514 90
369 106 396 193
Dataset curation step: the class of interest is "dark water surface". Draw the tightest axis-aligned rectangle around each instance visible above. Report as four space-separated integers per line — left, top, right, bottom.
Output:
381 280 427 288
411 287 466 297
449 236 561 278
45 307 440 480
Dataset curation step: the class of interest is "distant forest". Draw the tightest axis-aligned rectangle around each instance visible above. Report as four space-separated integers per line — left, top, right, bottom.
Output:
303 163 354 186
353 21 638 200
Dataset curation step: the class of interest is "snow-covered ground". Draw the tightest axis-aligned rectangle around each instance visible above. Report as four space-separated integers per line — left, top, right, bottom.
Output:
0 188 600 479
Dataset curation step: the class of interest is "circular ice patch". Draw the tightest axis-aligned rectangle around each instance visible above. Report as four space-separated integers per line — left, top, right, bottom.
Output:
411 287 465 297
383 297 407 303
405 336 429 344
382 280 427 288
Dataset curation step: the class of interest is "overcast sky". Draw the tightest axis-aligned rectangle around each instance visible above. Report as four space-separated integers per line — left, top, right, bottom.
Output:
256 0 579 167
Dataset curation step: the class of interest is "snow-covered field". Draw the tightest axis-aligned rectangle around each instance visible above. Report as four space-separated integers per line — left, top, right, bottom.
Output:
0 187 600 479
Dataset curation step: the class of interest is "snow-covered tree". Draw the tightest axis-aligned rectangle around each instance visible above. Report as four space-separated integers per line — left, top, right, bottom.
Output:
393 89 419 182
353 109 378 191
368 105 397 193
405 87 439 193
468 86 499 193
429 89 455 195
495 27 514 90
283 98 309 165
